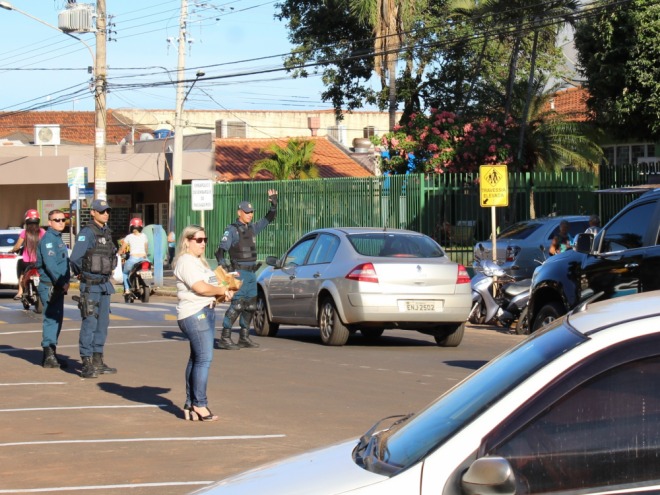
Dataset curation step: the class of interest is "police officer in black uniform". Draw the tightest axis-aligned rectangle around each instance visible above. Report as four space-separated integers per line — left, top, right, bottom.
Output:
70 199 118 378
215 189 278 349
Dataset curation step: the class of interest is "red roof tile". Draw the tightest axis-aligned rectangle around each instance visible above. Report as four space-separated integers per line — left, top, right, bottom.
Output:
214 137 374 181
547 87 591 122
0 110 148 145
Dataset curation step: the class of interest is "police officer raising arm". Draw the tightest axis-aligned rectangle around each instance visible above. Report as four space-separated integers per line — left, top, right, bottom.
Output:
215 189 278 350
36 209 70 369
70 199 118 379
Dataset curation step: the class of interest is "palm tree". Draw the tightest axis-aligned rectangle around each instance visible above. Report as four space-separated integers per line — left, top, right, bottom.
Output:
250 139 320 180
512 79 603 172
352 0 425 131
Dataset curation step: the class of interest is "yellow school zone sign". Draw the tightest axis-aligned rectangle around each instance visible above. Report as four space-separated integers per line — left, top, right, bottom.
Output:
480 164 508 207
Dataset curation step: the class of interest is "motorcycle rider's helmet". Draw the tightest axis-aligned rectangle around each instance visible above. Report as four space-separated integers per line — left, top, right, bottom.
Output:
129 217 143 232
24 209 40 224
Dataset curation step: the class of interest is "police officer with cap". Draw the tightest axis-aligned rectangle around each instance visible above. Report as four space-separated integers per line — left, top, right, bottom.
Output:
70 199 118 378
215 189 278 349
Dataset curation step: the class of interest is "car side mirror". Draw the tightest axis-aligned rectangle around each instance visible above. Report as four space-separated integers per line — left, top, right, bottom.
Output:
461 456 516 495
265 255 281 268
575 233 594 254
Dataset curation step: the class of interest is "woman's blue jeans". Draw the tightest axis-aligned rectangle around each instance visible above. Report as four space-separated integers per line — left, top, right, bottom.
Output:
178 306 215 408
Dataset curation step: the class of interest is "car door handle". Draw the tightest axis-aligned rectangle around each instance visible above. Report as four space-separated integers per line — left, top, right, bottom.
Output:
625 263 639 270
313 272 321 278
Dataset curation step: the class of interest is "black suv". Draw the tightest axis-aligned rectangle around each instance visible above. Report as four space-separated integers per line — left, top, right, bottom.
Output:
528 188 660 331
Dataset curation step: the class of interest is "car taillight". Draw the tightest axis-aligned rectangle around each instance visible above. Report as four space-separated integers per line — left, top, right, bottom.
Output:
505 246 520 262
346 263 378 283
457 264 471 284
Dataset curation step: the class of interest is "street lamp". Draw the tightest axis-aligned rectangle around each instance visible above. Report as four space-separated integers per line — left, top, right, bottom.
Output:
0 1 108 201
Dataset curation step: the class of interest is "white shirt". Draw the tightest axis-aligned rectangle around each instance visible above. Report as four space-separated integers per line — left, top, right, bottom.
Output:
124 232 148 258
174 253 218 320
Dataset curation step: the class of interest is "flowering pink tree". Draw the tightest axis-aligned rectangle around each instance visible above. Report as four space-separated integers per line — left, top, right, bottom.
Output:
380 109 516 174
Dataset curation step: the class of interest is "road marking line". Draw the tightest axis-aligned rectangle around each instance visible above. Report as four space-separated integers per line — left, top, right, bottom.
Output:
0 382 66 387
0 404 167 413
0 481 213 493
0 434 286 447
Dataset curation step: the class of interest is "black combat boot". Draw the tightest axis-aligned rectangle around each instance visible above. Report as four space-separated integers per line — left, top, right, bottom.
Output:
92 352 117 374
51 346 68 369
42 347 59 368
81 356 98 378
216 328 239 350
238 328 259 348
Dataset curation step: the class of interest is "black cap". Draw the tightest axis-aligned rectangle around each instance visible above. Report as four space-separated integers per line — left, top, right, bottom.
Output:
91 199 111 212
238 201 254 213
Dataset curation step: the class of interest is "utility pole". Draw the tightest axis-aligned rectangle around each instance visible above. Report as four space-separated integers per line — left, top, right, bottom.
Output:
94 0 108 200
168 0 188 234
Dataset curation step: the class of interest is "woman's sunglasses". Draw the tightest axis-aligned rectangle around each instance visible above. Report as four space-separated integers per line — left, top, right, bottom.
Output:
189 237 208 244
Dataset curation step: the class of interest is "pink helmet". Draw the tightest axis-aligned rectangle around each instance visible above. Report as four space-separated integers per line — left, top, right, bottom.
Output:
129 217 143 229
24 209 40 223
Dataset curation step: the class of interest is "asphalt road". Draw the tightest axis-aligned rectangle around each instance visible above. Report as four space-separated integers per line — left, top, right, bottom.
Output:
0 291 525 495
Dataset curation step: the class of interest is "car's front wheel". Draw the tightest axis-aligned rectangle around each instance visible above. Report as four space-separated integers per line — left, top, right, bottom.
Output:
319 298 349 346
434 322 465 347
254 292 279 337
532 301 564 331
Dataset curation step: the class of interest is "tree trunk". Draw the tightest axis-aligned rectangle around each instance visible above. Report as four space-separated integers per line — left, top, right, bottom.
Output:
388 55 397 131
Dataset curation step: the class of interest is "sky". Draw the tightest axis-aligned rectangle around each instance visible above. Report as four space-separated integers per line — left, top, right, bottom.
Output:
0 0 360 114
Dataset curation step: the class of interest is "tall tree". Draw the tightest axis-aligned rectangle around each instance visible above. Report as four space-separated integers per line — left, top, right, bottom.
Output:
351 0 426 130
250 139 320 180
574 0 660 140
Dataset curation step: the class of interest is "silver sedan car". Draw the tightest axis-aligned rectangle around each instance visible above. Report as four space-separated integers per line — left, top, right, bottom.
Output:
254 228 472 347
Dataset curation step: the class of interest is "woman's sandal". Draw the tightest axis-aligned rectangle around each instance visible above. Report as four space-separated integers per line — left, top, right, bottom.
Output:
191 406 218 422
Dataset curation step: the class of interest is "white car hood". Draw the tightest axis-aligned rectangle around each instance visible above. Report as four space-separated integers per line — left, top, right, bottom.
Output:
191 439 389 495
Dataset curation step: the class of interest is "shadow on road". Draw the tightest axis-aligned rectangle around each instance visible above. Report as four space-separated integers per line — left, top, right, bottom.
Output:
98 382 177 417
443 360 488 371
0 345 78 373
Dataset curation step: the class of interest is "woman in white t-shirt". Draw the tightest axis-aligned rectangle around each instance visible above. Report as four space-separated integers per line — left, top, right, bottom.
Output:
118 218 149 295
173 225 232 422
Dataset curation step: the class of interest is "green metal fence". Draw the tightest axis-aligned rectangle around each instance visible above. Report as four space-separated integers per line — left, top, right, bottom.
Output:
174 164 656 268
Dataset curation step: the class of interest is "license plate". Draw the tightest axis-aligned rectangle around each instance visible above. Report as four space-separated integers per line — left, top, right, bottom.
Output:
138 271 153 280
398 300 440 312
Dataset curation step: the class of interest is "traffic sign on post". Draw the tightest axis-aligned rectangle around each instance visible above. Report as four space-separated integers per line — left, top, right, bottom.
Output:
191 180 214 211
479 164 508 207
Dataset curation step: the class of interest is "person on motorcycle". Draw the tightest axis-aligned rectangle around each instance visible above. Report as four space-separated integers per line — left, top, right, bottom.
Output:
118 218 149 298
11 209 45 300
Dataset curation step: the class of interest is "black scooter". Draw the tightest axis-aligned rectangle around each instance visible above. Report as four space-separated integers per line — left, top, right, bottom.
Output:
124 259 154 303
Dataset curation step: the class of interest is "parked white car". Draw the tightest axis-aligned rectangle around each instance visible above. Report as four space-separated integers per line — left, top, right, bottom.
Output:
0 229 20 288
192 290 660 495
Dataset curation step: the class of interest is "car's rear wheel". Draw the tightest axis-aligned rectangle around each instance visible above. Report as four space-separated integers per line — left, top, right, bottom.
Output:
319 298 349 346
253 292 279 337
434 322 465 347
532 302 563 331
515 307 530 335
360 328 384 340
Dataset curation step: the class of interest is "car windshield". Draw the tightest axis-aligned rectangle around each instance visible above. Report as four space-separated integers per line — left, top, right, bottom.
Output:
347 233 445 258
497 221 543 240
0 233 18 249
374 322 586 473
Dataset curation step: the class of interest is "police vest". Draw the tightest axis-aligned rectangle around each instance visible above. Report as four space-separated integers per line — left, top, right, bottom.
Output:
229 222 257 262
81 223 117 275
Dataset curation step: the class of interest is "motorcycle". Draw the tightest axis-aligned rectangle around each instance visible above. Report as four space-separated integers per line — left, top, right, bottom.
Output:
20 263 42 313
124 259 154 303
468 245 547 334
